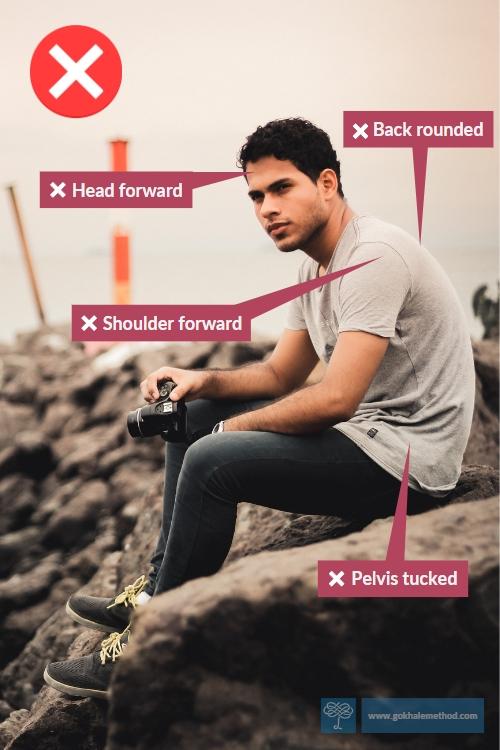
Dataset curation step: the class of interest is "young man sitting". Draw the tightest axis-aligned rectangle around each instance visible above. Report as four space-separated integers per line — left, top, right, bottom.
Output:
44 118 475 698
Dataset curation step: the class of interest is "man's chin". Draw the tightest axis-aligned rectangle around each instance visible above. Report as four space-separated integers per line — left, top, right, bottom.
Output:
274 238 300 253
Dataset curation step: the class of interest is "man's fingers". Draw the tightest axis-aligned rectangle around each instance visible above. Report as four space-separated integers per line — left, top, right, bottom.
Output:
141 376 159 402
169 382 188 401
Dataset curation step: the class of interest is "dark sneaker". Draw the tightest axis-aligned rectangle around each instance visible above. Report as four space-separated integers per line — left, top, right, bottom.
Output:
43 625 130 699
65 575 149 633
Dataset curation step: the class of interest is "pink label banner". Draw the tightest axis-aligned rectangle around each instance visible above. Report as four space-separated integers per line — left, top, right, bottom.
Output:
343 110 494 241
317 448 469 598
343 111 493 148
40 171 243 208
72 259 375 342
317 560 468 598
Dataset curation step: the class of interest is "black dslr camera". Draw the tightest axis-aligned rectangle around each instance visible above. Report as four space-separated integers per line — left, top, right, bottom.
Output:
126 380 188 442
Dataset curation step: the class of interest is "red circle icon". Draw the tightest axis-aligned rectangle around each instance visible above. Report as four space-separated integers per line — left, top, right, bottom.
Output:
30 25 122 118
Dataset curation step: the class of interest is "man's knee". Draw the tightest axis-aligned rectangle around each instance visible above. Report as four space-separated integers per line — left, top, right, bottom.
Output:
181 434 225 485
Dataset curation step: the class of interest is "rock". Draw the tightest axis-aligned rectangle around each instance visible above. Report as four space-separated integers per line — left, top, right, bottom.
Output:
64 523 119 583
226 503 364 565
54 424 124 479
13 434 55 480
0 354 32 389
109 461 161 510
0 476 36 534
464 340 499 468
30 477 83 526
13 325 73 354
90 380 138 425
40 401 77 438
0 404 35 451
68 371 111 408
0 563 120 747
106 497 498 750
0 553 62 616
447 464 499 503
0 552 120 712
116 479 163 588
0 447 18 481
3 688 107 750
0 577 80 672
2 369 38 405
0 699 13 721
0 528 41 578
43 480 109 548
0 709 30 748
206 340 275 369
0 435 55 481
473 339 499 414
96 444 138 478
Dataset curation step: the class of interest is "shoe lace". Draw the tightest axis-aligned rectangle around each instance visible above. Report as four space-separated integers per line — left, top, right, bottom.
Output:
99 625 130 665
106 575 148 611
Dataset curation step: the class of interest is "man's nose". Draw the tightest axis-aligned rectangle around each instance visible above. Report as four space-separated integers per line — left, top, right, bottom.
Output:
260 194 280 218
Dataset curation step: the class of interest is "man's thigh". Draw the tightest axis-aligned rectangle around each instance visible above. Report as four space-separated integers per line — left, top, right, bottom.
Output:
183 427 404 520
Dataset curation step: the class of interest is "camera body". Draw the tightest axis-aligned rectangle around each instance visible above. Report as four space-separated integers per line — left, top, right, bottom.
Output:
127 380 188 442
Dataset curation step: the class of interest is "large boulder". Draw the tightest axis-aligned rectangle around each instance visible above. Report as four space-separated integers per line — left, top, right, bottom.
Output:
106 496 498 750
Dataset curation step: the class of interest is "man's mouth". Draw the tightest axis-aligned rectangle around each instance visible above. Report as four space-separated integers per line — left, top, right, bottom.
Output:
268 222 289 236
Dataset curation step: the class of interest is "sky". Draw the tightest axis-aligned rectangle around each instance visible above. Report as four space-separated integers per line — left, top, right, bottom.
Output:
0 0 498 334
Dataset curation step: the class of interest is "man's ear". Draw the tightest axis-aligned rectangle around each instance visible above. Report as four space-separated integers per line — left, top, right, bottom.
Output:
318 168 338 197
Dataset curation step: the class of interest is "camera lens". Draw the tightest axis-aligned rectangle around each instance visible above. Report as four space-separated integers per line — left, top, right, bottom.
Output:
126 408 143 438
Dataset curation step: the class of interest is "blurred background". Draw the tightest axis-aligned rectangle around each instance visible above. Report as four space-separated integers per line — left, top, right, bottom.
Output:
0 0 498 343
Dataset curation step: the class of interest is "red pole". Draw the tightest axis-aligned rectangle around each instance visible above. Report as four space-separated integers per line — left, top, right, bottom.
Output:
110 139 131 304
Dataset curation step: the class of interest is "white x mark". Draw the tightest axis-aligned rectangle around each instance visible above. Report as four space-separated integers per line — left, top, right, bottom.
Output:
81 315 98 332
353 122 369 140
49 181 66 198
328 570 345 587
49 44 103 99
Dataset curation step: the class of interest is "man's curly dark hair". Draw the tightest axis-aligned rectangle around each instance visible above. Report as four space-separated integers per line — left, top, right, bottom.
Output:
237 118 344 199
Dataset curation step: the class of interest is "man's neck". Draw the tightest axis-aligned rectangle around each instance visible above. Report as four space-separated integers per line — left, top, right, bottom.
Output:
304 202 356 276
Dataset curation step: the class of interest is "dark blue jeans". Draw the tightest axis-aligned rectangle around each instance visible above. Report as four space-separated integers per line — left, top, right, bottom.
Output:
147 398 436 595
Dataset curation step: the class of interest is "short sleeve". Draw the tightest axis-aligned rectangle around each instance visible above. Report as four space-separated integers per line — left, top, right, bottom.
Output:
284 262 308 330
284 295 307 330
338 243 412 337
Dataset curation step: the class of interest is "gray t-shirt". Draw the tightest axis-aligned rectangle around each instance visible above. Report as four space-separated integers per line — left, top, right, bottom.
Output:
285 215 475 497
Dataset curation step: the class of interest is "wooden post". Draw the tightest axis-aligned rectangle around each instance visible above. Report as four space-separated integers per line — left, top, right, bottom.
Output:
110 139 131 304
7 184 47 325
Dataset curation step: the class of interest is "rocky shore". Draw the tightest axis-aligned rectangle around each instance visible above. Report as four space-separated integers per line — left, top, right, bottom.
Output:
0 329 498 749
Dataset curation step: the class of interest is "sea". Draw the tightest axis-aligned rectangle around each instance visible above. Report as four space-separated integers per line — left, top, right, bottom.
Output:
0 247 497 345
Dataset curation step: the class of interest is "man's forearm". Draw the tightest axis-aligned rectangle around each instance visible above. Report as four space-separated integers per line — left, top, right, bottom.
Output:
202 361 288 400
223 382 351 434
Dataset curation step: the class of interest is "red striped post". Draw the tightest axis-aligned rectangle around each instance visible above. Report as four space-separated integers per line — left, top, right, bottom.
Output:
110 139 130 304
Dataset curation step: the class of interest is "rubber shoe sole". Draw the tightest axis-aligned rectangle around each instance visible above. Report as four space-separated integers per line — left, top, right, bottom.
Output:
43 665 108 699
65 600 119 633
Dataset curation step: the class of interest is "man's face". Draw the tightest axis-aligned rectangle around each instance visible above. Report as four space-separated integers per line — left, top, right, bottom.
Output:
246 156 329 252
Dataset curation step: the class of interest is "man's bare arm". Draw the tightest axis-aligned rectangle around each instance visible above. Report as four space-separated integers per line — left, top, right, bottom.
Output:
223 331 389 433
140 329 319 402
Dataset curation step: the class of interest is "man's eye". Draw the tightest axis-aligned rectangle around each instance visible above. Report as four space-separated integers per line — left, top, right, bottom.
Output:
277 184 289 192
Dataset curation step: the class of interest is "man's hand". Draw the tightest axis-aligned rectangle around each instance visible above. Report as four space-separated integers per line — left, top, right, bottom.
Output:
140 367 211 403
